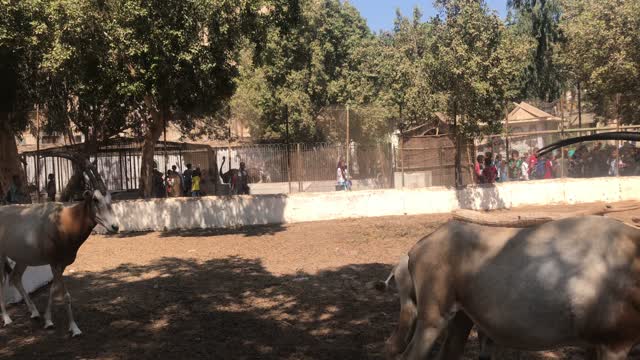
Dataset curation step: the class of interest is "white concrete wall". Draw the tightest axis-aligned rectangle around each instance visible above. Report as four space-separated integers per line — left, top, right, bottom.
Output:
104 176 640 233
3 262 53 305
17 176 640 303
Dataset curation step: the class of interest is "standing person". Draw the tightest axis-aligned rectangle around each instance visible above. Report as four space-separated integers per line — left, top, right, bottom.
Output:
183 163 193 196
493 154 503 182
554 149 570 178
482 157 498 184
237 162 250 195
336 157 351 191
520 154 530 181
474 155 485 183
543 153 554 179
528 149 538 179
191 167 201 197
507 150 521 181
46 173 56 202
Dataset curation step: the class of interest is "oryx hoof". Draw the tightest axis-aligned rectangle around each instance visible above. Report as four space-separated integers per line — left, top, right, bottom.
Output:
44 319 54 329
69 324 82 337
30 311 41 319
2 315 12 326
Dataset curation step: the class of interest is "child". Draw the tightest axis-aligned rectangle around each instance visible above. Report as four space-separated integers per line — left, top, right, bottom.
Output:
191 168 201 197
507 150 521 180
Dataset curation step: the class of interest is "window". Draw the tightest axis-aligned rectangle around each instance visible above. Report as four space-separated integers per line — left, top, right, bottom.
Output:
41 135 60 144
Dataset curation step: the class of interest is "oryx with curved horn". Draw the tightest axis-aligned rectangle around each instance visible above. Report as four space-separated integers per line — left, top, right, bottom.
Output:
0 151 119 336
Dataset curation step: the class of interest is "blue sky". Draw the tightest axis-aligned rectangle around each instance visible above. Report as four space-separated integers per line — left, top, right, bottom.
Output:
349 0 509 32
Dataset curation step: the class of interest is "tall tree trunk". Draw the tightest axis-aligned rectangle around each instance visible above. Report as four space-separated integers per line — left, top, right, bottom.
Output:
0 112 27 199
139 103 165 198
452 102 462 187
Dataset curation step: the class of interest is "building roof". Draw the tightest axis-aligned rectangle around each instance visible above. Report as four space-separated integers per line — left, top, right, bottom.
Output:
507 102 561 124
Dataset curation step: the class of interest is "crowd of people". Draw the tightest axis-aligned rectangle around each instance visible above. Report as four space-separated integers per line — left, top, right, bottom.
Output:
475 142 640 184
152 163 204 198
152 161 251 198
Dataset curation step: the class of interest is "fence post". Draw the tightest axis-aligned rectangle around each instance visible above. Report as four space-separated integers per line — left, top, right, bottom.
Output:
439 147 444 186
35 105 40 202
297 143 303 192
559 96 565 178
400 134 405 188
388 143 394 189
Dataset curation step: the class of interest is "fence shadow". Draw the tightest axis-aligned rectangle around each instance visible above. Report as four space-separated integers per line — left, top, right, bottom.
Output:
0 257 399 359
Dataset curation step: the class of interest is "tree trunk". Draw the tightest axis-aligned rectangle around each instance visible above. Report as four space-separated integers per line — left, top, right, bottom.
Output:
0 112 28 200
452 102 462 187
139 104 165 198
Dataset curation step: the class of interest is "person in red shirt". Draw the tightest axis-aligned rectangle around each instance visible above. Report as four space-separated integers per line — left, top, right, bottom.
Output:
543 154 554 179
482 157 498 184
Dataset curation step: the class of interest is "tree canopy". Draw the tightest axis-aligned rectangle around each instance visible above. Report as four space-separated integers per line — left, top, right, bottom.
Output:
1 0 637 194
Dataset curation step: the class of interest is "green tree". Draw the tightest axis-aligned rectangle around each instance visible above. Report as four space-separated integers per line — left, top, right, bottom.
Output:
557 0 640 123
110 0 259 197
0 0 51 194
234 0 372 143
38 0 137 153
430 0 532 185
507 0 563 101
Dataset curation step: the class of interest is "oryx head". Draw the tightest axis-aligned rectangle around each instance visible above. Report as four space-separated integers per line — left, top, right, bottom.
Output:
83 189 119 234
82 164 119 234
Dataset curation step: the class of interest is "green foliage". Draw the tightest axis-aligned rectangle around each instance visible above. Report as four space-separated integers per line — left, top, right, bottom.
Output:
0 0 50 133
429 0 532 137
232 0 373 143
557 0 640 123
507 0 563 101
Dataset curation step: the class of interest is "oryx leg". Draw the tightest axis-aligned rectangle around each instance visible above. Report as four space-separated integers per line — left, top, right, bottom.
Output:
43 265 60 329
434 311 474 360
0 257 12 326
384 255 417 358
9 263 40 319
399 270 456 360
44 265 82 336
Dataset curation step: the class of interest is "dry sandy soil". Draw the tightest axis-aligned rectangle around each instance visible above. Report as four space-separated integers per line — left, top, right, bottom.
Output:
1 202 639 359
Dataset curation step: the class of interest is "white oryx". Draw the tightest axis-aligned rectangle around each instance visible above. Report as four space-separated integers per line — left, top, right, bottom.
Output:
382 216 640 360
0 156 118 337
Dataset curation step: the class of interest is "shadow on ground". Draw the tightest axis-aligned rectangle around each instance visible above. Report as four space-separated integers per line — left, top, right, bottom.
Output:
0 257 398 359
105 223 288 239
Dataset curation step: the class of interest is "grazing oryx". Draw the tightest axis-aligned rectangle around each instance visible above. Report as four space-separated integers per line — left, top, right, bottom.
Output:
0 155 118 337
384 216 640 360
376 255 492 360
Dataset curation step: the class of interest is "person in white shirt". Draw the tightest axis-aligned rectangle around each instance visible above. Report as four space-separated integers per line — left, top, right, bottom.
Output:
520 155 529 180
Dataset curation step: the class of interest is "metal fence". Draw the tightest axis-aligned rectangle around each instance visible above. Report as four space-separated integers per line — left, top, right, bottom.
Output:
22 140 395 200
20 125 640 202
470 125 640 184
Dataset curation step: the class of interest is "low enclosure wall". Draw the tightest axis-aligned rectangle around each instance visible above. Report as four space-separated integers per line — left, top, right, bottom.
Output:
108 176 640 233
12 176 640 304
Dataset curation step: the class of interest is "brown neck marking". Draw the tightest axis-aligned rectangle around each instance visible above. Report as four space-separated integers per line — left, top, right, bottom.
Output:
54 201 96 263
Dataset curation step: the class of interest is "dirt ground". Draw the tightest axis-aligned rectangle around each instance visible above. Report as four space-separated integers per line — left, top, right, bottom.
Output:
1 202 639 359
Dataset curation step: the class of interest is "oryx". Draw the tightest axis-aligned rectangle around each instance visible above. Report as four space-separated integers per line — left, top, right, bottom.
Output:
385 216 640 359
0 153 118 336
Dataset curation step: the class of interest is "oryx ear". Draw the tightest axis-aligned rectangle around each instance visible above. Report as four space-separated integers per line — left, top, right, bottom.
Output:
83 190 93 201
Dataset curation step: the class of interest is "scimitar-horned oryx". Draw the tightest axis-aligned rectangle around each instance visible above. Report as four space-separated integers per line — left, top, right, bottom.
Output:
0 153 118 337
384 216 640 360
376 254 493 360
